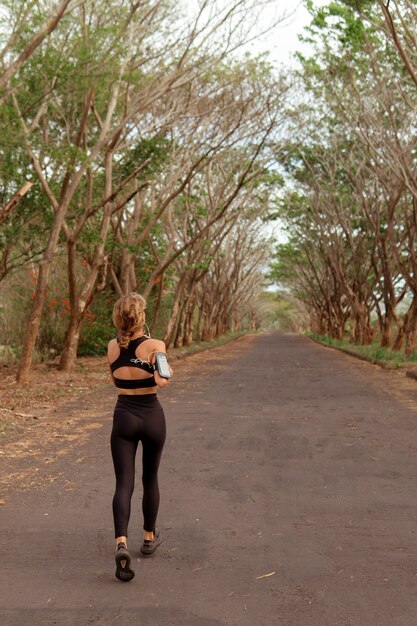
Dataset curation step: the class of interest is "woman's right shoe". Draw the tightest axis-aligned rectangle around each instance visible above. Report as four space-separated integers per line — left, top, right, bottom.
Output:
140 529 163 556
115 542 135 582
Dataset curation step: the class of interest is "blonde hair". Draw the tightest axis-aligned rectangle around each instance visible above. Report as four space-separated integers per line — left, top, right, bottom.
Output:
112 292 147 349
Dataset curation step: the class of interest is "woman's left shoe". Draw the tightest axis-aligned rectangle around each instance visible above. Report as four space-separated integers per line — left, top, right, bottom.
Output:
140 529 163 556
115 542 135 582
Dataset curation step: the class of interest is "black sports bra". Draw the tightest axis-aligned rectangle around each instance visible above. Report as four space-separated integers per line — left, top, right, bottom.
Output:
110 336 156 389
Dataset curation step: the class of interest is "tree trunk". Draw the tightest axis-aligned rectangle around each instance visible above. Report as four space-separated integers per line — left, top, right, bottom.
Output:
176 283 197 347
404 300 417 356
203 316 215 342
182 300 195 347
174 300 186 348
392 297 417 352
380 311 393 348
119 248 132 294
17 199 70 383
392 323 405 351
59 151 113 372
59 308 84 371
164 274 187 348
150 275 164 334
197 295 206 341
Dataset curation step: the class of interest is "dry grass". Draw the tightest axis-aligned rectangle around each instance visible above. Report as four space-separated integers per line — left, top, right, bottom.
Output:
0 356 109 436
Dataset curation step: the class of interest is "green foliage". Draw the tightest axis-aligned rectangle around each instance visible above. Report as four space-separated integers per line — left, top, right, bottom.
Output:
185 260 211 271
78 293 114 356
0 0 291 367
117 135 172 182
269 0 417 349
269 241 304 286
309 333 417 366
0 261 69 362
78 319 114 357
304 0 374 52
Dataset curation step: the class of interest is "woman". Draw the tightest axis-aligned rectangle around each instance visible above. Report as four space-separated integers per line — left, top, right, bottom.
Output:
107 292 172 582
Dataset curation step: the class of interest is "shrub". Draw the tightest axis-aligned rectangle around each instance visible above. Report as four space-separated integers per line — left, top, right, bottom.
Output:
78 292 114 356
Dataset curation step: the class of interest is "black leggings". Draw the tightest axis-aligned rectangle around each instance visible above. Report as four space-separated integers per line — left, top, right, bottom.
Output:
110 394 166 537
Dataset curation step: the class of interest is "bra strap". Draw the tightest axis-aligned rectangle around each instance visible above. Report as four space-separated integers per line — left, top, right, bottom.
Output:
127 336 149 348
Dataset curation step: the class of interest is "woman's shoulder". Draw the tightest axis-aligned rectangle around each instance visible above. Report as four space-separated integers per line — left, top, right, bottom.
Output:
107 338 119 361
148 337 166 350
141 337 166 363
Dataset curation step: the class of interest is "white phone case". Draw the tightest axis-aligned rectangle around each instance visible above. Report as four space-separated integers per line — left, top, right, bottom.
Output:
155 352 171 378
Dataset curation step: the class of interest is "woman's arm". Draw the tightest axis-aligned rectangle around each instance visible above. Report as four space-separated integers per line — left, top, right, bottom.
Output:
151 340 173 388
107 339 118 384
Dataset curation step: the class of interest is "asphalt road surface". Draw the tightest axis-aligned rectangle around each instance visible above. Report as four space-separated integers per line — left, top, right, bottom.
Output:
1 332 417 626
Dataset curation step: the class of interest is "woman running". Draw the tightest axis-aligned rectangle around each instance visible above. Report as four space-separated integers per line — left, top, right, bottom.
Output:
107 292 172 582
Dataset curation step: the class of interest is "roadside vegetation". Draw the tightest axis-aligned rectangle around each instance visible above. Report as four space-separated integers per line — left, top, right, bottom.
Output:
308 333 417 369
271 1 417 364
3 1 417 389
0 0 288 382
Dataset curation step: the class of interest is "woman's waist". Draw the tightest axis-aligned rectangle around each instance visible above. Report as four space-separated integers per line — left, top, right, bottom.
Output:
115 393 159 407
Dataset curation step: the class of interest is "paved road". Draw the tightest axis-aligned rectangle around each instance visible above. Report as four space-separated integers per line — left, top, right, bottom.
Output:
1 332 417 625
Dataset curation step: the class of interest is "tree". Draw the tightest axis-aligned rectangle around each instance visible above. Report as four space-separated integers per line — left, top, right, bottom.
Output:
4 0 288 379
0 0 73 105
273 0 417 350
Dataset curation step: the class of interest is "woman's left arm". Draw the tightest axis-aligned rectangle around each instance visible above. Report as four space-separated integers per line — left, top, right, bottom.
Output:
151 340 173 388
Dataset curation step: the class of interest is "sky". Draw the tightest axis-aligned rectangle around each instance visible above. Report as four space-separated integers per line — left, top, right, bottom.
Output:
244 0 329 67
184 1 329 67
183 1 330 248
243 1 330 246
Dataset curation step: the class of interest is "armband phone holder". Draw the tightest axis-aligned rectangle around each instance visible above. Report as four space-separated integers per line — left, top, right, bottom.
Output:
155 352 171 379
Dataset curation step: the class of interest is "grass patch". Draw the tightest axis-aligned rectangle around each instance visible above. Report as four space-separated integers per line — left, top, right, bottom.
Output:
0 421 15 438
307 333 417 368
